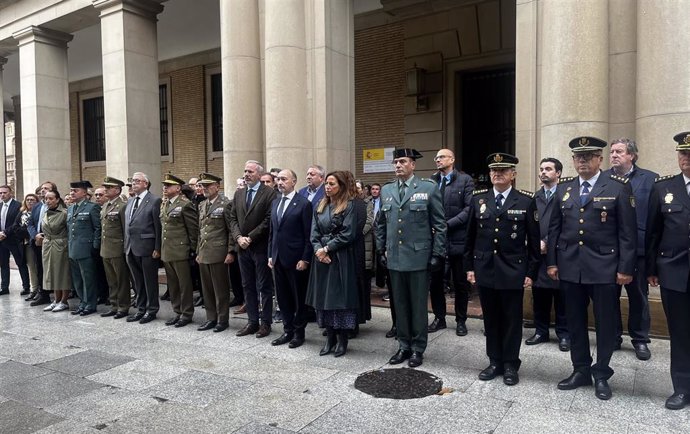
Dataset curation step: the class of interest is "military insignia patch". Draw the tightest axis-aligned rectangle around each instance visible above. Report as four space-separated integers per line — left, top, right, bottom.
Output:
630 196 636 207
563 192 570 201
480 203 487 213
534 211 539 222
664 193 674 204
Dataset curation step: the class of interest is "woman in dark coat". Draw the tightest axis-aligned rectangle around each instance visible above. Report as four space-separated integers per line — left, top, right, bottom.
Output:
306 170 359 357
352 190 374 338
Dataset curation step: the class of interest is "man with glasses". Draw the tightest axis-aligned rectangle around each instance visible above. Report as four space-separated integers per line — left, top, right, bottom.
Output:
548 137 637 400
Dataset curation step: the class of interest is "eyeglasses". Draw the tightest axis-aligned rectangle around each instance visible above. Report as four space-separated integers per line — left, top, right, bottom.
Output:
131 179 146 184
94 193 104 197
434 155 452 161
572 153 600 162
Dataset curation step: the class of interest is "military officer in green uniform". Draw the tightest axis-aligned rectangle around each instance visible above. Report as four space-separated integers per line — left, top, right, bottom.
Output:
375 148 447 368
160 173 199 328
196 173 234 332
67 180 102 316
99 176 131 319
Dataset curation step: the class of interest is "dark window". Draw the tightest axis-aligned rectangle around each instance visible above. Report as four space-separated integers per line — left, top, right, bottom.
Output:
160 84 169 156
211 73 223 152
83 96 106 162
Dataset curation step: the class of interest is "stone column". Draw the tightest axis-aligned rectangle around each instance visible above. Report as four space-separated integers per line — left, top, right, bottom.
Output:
12 96 23 196
608 0 637 142
0 56 7 186
636 1 690 173
13 26 73 196
539 0 609 173
93 0 164 191
220 0 263 185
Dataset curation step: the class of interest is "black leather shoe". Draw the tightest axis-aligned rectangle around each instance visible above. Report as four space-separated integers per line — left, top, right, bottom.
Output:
80 309 95 316
30 296 51 306
456 322 468 336
408 352 423 367
614 337 623 351
525 333 549 345
633 342 651 361
388 349 412 365
503 367 519 386
139 313 156 324
665 393 690 410
213 322 229 333
288 336 305 348
165 317 180 326
19 289 30 296
228 299 242 308
271 333 293 346
557 371 592 390
385 326 397 338
126 312 145 322
101 311 117 317
197 320 217 331
70 308 83 315
478 365 504 381
160 290 170 301
558 338 571 352
114 311 128 319
236 323 259 336
25 291 38 301
0 289 9 296
595 379 612 400
427 318 447 333
194 297 204 307
174 318 192 328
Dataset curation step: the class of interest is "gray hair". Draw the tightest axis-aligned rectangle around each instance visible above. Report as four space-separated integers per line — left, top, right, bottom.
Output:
610 138 639 163
308 165 325 177
245 160 265 174
132 172 151 189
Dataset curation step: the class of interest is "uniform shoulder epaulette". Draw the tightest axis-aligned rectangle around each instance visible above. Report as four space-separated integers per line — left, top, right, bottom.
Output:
420 178 436 184
559 176 576 183
472 188 488 195
383 180 396 186
516 189 534 198
609 174 629 184
655 174 675 183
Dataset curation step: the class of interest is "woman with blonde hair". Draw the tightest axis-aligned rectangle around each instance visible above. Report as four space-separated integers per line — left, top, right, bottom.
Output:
15 193 40 299
306 170 359 357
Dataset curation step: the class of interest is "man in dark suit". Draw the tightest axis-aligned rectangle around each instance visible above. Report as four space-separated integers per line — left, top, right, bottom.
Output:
229 160 277 338
67 181 102 316
26 181 57 305
526 158 570 351
548 137 637 400
268 169 313 348
124 172 162 324
298 164 325 205
0 184 31 296
606 138 657 360
465 153 540 386
428 149 475 336
646 131 690 410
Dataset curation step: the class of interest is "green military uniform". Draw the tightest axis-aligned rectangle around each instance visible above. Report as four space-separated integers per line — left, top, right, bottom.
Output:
160 174 199 322
100 176 130 314
375 149 447 359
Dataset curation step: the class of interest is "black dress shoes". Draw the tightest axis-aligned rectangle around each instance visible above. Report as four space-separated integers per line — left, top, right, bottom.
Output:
408 352 423 367
19 289 30 296
165 317 180 326
114 311 128 319
80 309 95 316
665 393 690 410
25 291 38 301
633 342 651 361
456 322 468 336
594 379 612 400
288 336 305 348
614 337 623 351
101 311 117 318
385 326 397 338
503 367 519 386
194 297 204 307
228 299 242 308
71 308 84 315
160 290 170 301
557 371 592 390
525 333 549 345
139 313 156 324
174 318 192 328
126 312 145 322
478 365 504 381
388 349 412 365
0 289 9 296
213 322 229 333
558 338 571 352
427 318 447 333
236 322 259 336
30 295 51 306
271 333 293 346
197 320 217 331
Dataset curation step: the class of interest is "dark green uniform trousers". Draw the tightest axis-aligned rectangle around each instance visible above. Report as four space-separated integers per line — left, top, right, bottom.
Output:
163 259 194 320
390 269 429 353
103 255 130 313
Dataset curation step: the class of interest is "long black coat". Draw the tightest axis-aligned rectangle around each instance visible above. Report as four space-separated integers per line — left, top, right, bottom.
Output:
430 169 474 256
306 201 359 311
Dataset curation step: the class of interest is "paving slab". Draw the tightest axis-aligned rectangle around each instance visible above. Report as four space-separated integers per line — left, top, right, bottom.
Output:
0 360 52 389
142 370 252 407
1 371 104 409
86 359 188 392
33 420 103 433
494 402 626 434
0 400 64 434
0 333 86 365
37 350 135 377
232 422 298 433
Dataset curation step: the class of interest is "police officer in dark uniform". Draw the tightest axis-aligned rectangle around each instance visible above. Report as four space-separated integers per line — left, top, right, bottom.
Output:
548 137 637 400
646 131 690 410
465 153 540 386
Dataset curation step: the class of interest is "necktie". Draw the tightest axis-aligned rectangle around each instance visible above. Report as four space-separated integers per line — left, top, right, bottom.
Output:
277 196 288 221
399 182 407 201
439 177 447 196
496 193 504 210
581 181 590 206
1 202 7 231
545 190 552 201
246 188 254 209
131 196 140 219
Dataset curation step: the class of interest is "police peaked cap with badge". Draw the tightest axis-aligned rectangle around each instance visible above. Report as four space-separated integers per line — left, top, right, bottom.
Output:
486 153 518 169
162 173 185 185
568 136 607 153
673 131 690 151
393 148 423 160
70 180 93 189
102 176 125 187
197 172 222 185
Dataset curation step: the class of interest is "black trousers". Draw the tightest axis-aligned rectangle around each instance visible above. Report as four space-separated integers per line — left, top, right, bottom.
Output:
429 254 470 324
532 285 568 339
561 281 617 380
32 243 44 290
274 257 308 337
478 285 524 370
0 240 30 291
126 252 160 314
228 259 244 304
376 266 396 324
616 256 651 344
661 286 690 394
238 247 273 324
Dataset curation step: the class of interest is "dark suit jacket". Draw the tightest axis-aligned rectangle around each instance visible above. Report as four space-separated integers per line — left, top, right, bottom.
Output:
298 185 325 206
430 169 474 256
0 199 22 244
124 191 162 257
229 183 276 251
268 193 313 267
27 202 44 246
534 187 559 289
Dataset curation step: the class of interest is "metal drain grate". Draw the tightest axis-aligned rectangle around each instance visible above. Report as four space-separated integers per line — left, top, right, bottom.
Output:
354 368 443 399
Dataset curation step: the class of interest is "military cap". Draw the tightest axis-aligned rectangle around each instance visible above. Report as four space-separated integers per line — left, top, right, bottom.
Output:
393 148 423 160
568 136 607 153
162 173 185 185
486 152 518 169
70 180 93 189
673 131 690 151
102 176 125 187
198 172 222 184
125 177 133 188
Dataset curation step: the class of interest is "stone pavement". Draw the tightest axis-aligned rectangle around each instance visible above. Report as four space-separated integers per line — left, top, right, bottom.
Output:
0 270 689 433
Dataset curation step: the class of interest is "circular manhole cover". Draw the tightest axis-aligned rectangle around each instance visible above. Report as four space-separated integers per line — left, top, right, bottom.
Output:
354 368 443 399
